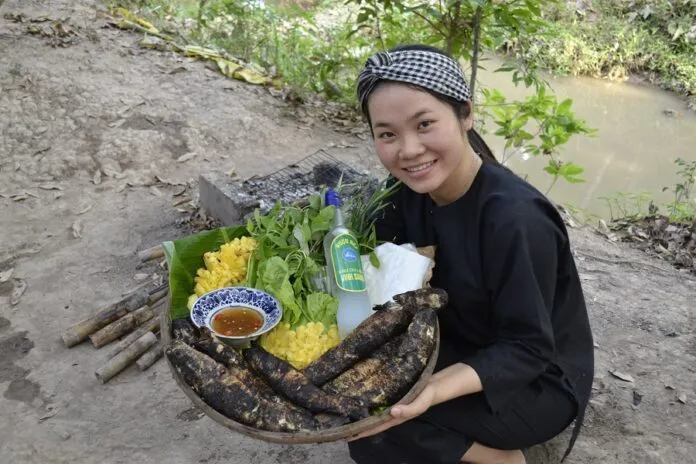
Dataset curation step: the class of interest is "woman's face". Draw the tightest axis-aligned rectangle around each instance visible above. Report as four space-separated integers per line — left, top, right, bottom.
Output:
367 82 473 196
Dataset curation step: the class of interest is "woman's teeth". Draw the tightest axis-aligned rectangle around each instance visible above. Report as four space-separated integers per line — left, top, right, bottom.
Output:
405 161 435 173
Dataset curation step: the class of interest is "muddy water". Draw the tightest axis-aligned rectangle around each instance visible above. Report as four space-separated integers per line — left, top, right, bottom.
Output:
475 59 696 219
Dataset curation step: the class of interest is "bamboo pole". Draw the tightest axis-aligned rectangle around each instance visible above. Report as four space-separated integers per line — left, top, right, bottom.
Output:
136 343 163 371
89 305 156 348
105 316 161 360
137 245 164 263
61 286 150 348
95 332 158 383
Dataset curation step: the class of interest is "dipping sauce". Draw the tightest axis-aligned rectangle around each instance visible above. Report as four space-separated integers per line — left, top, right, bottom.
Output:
211 307 263 337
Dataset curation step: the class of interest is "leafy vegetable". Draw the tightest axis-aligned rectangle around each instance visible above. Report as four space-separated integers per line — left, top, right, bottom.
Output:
163 225 249 320
246 197 339 329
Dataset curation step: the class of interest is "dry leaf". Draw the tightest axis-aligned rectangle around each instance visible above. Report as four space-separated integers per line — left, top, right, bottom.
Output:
172 186 186 197
71 220 83 239
10 278 27 306
92 170 102 185
228 167 237 178
176 153 196 163
11 193 28 201
172 197 191 207
609 370 634 383
677 393 687 404
0 268 14 283
77 204 92 215
133 273 149 281
149 186 163 197
39 183 62 191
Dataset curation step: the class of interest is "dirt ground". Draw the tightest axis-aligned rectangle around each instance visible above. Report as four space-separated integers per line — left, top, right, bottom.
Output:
1 1 694 463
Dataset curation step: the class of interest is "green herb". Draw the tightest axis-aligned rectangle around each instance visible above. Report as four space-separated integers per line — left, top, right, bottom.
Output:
340 177 402 266
246 196 338 329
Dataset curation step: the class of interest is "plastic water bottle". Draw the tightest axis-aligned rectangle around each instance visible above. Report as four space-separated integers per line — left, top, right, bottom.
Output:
323 189 373 339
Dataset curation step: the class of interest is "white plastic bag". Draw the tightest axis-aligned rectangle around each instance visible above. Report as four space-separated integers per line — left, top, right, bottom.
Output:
360 242 434 307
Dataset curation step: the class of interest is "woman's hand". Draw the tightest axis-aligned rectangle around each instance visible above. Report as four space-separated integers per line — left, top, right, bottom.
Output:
346 384 437 442
345 363 483 442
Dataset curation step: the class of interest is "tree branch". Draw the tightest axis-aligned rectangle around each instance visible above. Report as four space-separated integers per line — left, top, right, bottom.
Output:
469 3 484 100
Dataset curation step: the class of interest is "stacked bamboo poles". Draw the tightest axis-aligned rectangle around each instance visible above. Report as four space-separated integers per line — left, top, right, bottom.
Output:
61 245 168 383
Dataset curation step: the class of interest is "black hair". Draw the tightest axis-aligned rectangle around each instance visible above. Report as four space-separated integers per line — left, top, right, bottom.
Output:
360 44 500 166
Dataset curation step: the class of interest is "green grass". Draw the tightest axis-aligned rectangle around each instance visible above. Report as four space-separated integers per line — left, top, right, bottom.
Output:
515 3 696 99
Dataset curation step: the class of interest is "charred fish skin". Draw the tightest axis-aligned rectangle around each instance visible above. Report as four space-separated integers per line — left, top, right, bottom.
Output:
393 288 448 314
171 318 201 346
194 337 244 368
245 345 369 421
165 342 318 432
303 307 412 386
322 335 404 396
348 309 437 408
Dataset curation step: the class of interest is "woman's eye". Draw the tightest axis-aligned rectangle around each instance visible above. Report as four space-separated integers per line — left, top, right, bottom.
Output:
418 120 433 130
378 131 395 139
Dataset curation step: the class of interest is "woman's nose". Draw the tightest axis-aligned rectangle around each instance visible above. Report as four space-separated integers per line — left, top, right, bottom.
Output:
400 133 425 159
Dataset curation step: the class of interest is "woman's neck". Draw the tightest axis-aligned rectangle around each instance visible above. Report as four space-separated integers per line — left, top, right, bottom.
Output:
429 145 482 206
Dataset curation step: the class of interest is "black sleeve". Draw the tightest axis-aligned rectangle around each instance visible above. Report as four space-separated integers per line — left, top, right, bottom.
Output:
373 179 406 244
464 198 563 413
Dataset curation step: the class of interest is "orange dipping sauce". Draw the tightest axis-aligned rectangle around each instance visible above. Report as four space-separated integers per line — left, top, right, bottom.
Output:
211 307 264 337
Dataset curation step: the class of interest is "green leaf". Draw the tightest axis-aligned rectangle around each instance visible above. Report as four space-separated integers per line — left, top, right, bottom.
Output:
369 251 381 268
304 293 339 328
163 225 249 320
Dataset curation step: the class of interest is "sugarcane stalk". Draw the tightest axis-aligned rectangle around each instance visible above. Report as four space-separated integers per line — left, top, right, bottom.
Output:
61 286 150 348
95 332 158 383
137 245 164 263
136 343 163 371
89 305 156 348
147 287 168 306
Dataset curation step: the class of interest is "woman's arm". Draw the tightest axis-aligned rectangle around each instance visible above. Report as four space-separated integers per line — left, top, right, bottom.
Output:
464 197 563 413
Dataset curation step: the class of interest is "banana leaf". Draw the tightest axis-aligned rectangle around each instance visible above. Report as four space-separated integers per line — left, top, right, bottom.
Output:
162 225 249 320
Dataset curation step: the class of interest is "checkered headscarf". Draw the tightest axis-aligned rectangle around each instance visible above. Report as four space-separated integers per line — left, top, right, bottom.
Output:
357 50 471 109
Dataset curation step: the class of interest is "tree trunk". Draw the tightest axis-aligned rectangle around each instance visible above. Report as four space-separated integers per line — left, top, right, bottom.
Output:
469 3 484 100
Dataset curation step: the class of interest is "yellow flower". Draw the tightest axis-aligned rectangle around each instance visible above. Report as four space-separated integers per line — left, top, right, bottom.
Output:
187 236 257 309
259 322 340 369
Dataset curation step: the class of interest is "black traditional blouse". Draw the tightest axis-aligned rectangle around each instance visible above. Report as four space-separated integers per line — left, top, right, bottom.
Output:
374 161 595 416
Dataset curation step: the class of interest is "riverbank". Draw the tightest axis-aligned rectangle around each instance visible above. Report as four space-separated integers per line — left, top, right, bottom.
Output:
515 1 696 111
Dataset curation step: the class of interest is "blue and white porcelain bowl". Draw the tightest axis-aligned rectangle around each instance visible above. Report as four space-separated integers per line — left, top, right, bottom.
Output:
190 287 282 346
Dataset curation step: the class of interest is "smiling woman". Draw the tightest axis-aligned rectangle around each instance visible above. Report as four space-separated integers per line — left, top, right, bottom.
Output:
348 45 595 464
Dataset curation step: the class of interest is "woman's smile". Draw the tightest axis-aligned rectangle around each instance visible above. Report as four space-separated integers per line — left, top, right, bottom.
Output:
403 160 437 179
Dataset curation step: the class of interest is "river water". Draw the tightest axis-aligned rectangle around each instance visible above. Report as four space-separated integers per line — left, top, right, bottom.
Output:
476 58 696 219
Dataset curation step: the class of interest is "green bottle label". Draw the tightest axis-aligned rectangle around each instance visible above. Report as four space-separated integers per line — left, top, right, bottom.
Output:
330 233 366 292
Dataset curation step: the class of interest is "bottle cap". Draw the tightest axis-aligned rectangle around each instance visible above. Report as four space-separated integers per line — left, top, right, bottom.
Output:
325 188 342 207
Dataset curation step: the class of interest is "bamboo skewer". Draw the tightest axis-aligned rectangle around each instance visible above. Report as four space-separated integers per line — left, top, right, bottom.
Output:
95 332 158 383
136 343 163 371
61 286 151 348
89 305 157 348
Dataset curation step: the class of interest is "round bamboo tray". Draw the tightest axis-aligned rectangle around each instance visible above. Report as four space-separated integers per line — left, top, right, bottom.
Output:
160 298 441 444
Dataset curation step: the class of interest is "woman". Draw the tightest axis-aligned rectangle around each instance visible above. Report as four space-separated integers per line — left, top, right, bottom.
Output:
347 45 595 464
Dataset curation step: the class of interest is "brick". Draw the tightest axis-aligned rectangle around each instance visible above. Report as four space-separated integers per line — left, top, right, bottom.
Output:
198 172 259 226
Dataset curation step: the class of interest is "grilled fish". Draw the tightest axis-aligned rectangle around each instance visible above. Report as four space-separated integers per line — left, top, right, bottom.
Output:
322 334 404 396
303 305 412 386
374 288 449 314
165 342 318 432
171 317 200 346
245 345 369 421
350 308 437 408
